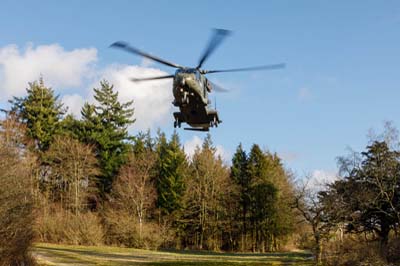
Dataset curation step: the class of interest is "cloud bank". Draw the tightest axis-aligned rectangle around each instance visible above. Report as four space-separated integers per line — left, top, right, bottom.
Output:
97 65 173 130
0 44 97 100
0 43 173 131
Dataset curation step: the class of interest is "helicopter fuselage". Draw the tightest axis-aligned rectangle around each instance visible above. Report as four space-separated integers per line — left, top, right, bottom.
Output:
172 68 220 131
111 29 284 131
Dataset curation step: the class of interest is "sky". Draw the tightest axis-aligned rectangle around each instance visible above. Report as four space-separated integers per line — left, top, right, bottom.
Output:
1 0 400 184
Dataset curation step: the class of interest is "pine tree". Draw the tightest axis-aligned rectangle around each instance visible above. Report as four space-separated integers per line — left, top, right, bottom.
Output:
230 144 250 251
9 78 65 151
155 131 187 215
247 144 278 252
79 80 135 194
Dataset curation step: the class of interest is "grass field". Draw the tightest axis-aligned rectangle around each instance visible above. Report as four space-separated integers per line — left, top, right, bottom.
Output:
33 243 313 266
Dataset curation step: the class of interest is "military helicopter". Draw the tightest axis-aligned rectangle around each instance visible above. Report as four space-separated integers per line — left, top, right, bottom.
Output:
111 29 284 131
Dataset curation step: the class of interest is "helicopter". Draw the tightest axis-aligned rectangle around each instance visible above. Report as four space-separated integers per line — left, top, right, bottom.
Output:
111 29 285 131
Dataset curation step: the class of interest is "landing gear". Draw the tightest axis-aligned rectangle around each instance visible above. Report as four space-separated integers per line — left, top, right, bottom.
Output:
210 115 219 128
174 118 181 128
173 112 183 129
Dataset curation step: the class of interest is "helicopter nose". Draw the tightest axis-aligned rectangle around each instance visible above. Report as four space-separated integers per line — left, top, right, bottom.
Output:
175 74 186 86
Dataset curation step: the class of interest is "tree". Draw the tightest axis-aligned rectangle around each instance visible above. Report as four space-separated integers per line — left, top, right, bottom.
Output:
0 116 36 265
9 77 65 152
155 131 187 215
230 144 250 251
263 153 295 250
294 179 331 265
325 141 400 259
229 144 295 252
182 134 230 250
247 144 276 252
78 80 134 194
45 135 99 213
111 150 157 244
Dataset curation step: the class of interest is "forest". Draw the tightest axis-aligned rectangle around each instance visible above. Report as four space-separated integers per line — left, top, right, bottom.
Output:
1 78 400 266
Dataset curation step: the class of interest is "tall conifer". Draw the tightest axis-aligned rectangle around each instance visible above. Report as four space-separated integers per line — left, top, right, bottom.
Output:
9 78 65 151
80 80 134 193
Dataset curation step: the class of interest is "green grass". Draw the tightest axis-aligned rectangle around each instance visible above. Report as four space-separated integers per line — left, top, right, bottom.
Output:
33 243 313 266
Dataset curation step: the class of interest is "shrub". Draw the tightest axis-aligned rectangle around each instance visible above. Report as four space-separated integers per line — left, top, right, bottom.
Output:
322 237 386 266
36 206 103 245
387 237 400 263
103 208 164 249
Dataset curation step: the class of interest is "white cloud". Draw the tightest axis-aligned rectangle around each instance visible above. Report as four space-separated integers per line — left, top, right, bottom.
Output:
308 169 338 190
62 94 85 117
184 136 203 159
0 42 176 132
298 87 312 102
0 44 97 100
215 144 232 165
97 64 173 131
184 135 231 164
279 151 300 162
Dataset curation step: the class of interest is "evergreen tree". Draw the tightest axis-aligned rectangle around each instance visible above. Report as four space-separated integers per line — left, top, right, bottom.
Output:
247 144 294 252
9 78 65 151
230 144 250 251
79 80 135 194
325 141 400 259
248 144 268 183
155 131 187 215
230 144 295 252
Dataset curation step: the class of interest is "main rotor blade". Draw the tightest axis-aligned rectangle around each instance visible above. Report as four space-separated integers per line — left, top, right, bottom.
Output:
131 75 175 82
196 29 232 69
204 63 286 74
110 41 183 69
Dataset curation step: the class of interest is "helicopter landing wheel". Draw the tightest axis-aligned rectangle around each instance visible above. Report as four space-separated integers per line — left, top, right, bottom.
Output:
174 118 181 128
210 116 218 128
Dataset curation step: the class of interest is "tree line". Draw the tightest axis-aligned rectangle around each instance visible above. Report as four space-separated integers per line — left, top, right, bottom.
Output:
294 124 400 265
0 78 296 265
1 78 400 266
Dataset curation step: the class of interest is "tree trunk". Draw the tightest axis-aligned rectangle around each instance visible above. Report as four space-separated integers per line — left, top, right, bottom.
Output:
242 204 247 251
379 224 390 261
314 234 322 265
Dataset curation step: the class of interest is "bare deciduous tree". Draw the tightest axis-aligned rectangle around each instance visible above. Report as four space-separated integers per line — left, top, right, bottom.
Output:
46 135 99 213
293 178 332 265
0 116 36 266
111 150 157 242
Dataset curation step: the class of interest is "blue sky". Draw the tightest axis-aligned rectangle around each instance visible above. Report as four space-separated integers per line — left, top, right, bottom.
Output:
1 1 400 181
